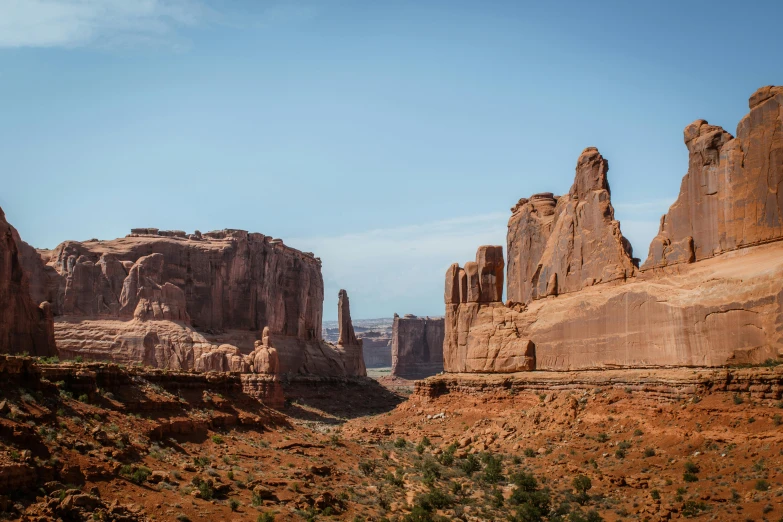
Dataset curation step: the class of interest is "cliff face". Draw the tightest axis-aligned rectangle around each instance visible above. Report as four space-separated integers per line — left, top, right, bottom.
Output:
507 148 636 304
335 289 366 377
22 229 364 376
391 314 444 379
0 208 56 356
643 86 783 269
444 87 783 372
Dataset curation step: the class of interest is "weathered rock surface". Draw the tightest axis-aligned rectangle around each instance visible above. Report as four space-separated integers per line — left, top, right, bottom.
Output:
643 86 783 269
507 148 636 304
335 290 366 376
444 87 783 372
21 229 364 376
390 314 444 379
0 207 55 356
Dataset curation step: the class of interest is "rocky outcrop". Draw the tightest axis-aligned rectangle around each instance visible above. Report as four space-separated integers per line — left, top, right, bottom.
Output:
21 229 364 376
0 207 55 356
444 247 536 373
335 290 366 376
444 87 783 373
643 86 783 269
390 314 445 379
507 148 636 304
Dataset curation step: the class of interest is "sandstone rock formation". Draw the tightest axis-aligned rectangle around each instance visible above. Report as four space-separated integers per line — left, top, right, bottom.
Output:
20 228 364 376
335 290 366 376
444 87 783 372
0 207 55 356
444 248 536 373
643 86 783 269
507 148 636 304
390 314 444 379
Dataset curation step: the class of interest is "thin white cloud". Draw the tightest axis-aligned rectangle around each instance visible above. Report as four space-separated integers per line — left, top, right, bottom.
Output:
290 213 508 320
0 0 209 48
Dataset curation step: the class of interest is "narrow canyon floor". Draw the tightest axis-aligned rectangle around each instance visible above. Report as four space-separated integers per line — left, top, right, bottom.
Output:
1 361 782 522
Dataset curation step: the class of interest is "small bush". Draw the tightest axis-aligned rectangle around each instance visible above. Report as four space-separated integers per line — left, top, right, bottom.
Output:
681 500 708 518
394 437 407 449
572 475 592 504
459 454 481 476
358 460 377 476
683 461 699 474
211 435 224 444
732 394 743 405
257 512 275 522
120 465 151 485
614 448 626 459
683 472 698 483
229 498 240 511
633 429 643 436
643 447 656 458
650 489 660 500
483 453 503 484
523 448 536 458
755 479 770 491
596 433 609 443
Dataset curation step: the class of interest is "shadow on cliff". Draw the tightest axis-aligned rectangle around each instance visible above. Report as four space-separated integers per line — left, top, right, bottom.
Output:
281 377 405 424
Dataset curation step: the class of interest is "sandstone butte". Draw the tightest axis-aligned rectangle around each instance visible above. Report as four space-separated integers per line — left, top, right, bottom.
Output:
445 85 783 372
390 313 444 379
0 224 366 377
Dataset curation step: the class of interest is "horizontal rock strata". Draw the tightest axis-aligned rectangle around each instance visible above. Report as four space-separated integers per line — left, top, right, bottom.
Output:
444 87 783 373
390 314 444 379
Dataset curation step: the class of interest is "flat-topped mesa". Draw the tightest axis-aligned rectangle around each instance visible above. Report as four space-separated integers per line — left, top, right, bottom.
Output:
507 147 636 304
0 207 56 356
390 314 444 379
643 85 783 269
18 227 365 377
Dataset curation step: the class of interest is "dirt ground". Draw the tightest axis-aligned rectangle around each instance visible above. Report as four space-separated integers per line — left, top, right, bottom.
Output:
0 362 781 521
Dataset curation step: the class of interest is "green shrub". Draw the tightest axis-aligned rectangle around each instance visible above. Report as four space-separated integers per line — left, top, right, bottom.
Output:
459 454 481 476
120 465 151 485
482 453 503 484
683 461 699 474
229 498 240 511
650 489 660 500
732 394 743 405
643 447 656 457
681 500 708 518
596 433 609 443
257 513 275 522
633 429 643 436
523 448 536 458
572 475 592 504
683 472 698 483
511 471 538 492
211 435 224 444
394 437 407 449
358 460 377 476
755 479 770 491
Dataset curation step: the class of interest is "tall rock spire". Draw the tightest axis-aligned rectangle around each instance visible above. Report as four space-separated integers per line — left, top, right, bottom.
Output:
337 289 358 346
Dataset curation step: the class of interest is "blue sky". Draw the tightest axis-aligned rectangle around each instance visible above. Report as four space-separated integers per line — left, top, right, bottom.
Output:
1 0 780 320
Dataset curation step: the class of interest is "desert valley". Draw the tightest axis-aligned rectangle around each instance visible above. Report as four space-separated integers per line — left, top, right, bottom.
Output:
0 86 781 522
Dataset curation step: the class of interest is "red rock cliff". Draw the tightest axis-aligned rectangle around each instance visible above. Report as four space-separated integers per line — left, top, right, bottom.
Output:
643 86 783 269
22 229 364 376
507 148 636 304
390 314 444 379
0 207 56 356
444 87 783 372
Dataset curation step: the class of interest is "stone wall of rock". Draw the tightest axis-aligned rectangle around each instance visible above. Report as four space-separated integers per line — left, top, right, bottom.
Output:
391 314 444 379
21 229 364 376
643 86 783 269
444 87 783 373
0 207 55 356
507 148 636 304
